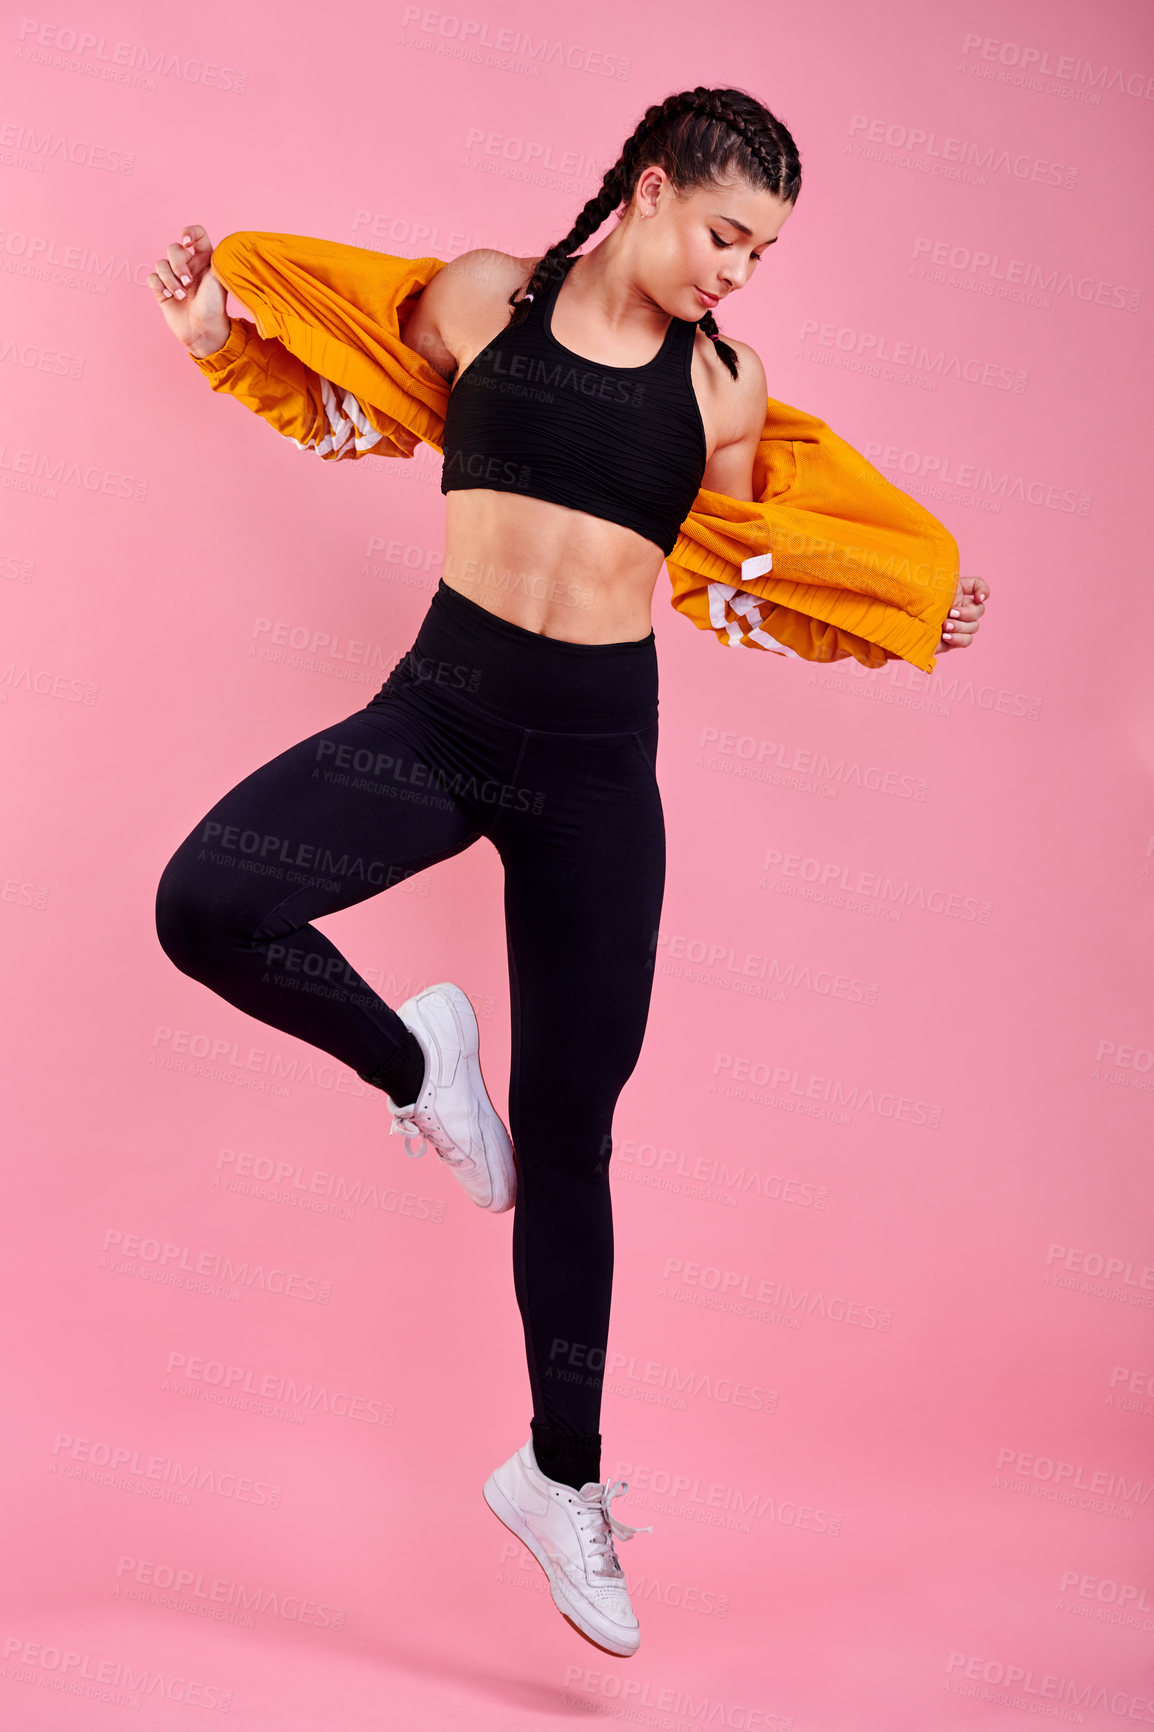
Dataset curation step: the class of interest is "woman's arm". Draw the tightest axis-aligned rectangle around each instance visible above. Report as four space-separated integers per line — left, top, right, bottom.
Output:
698 339 767 503
148 224 422 460
398 247 540 385
682 335 988 669
696 341 908 664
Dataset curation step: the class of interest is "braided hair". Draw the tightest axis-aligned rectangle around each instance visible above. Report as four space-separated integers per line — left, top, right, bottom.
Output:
505 86 801 382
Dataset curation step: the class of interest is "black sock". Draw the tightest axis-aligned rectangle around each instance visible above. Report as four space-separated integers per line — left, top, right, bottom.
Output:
357 1028 425 1106
531 1419 602 1492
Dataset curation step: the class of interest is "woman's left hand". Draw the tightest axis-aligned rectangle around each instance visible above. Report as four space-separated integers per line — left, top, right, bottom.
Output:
936 574 990 653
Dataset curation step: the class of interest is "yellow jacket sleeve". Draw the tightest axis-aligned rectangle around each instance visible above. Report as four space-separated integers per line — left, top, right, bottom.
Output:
187 314 418 460
200 231 449 457
668 399 959 676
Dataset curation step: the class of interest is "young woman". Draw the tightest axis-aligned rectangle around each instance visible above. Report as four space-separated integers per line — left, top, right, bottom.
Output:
148 85 988 1658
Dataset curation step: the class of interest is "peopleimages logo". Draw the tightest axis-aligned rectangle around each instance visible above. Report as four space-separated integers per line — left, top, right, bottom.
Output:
709 1050 942 1130
848 113 1078 188
562 1666 792 1728
696 725 928 802
944 1650 1154 1721
759 847 993 925
397 8 632 78
1058 1568 1154 1615
652 925 877 1007
613 1458 843 1537
463 128 602 181
0 120 135 175
0 227 148 280
0 1634 232 1713
910 236 1140 313
99 1228 333 1305
0 662 98 705
1108 1366 1154 1422
14 20 249 93
603 1348 777 1415
0 442 147 501
50 1431 283 1508
960 32 1154 103
114 1556 345 1628
993 1445 1154 1519
863 440 1091 517
149 1022 370 1099
0 335 85 379
661 1256 894 1332
163 1350 393 1425
214 1143 445 1225
1044 1242 1154 1292
797 317 1027 393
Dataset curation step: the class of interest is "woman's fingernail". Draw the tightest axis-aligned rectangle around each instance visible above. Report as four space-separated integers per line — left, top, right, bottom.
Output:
175 288 185 299
180 274 191 285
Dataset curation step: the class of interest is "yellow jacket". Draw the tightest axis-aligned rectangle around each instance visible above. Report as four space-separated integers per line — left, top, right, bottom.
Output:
192 231 960 674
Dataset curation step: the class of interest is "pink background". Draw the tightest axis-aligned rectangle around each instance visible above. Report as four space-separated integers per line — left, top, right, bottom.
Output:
3 0 1153 1725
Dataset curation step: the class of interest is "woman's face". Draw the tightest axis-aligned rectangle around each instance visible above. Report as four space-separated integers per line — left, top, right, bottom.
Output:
635 169 795 320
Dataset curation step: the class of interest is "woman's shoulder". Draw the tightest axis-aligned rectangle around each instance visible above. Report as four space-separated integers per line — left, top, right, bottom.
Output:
404 250 541 381
705 331 767 392
432 248 539 302
695 328 769 444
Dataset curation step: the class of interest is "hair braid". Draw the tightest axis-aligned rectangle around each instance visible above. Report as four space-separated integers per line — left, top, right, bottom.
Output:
505 85 802 382
503 95 685 328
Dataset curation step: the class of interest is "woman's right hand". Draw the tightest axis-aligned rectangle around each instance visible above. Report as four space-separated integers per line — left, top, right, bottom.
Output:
146 224 231 359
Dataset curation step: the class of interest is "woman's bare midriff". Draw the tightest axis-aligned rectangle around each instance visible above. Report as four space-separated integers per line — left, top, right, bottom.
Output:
442 489 666 644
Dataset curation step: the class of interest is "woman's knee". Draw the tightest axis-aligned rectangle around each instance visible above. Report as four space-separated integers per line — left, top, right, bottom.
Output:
511 1086 619 1185
154 845 249 978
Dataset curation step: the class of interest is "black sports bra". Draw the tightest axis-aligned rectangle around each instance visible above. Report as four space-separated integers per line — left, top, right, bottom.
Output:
440 254 708 557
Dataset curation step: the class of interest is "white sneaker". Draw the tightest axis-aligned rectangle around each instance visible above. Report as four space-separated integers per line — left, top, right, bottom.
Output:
482 1438 650 1656
386 982 516 1213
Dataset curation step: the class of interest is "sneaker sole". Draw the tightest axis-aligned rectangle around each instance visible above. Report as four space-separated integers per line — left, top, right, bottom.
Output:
405 983 517 1214
482 1471 641 1658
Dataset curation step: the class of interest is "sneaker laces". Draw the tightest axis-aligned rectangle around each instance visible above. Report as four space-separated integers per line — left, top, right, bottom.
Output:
574 1479 652 1576
388 1105 470 1168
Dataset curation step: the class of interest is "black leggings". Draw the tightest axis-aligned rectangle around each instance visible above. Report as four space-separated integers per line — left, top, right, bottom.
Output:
155 578 666 1466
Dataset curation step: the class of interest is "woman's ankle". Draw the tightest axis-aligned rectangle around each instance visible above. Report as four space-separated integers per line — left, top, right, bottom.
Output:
530 1418 602 1491
357 1027 426 1105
